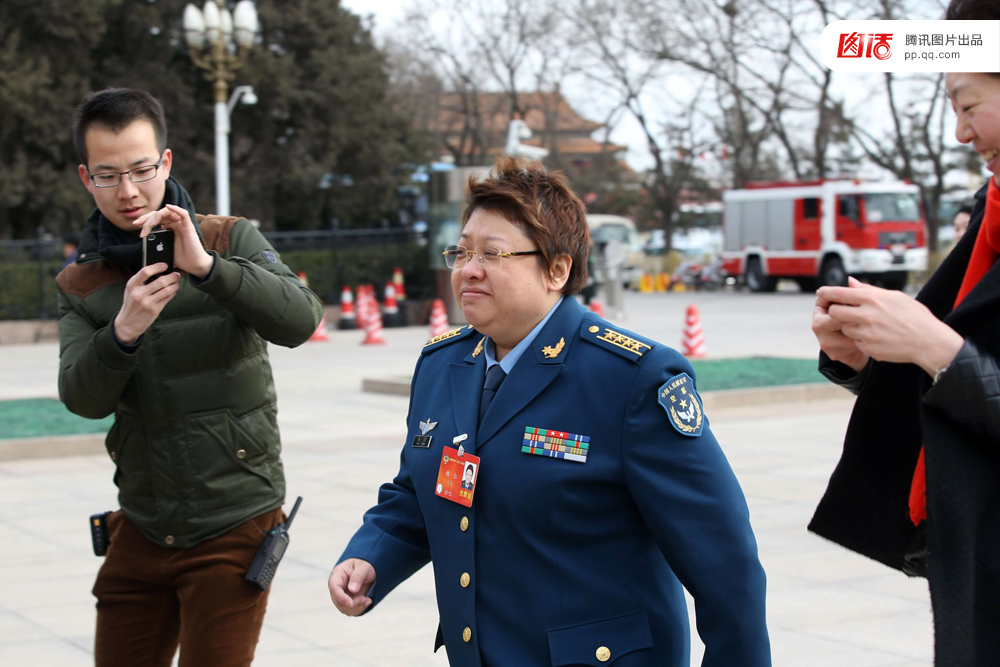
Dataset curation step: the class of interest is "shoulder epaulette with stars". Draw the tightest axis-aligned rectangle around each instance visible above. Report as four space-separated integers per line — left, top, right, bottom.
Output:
422 324 477 353
579 320 655 363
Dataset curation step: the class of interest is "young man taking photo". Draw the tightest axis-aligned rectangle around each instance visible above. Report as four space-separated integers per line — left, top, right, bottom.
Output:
57 88 323 666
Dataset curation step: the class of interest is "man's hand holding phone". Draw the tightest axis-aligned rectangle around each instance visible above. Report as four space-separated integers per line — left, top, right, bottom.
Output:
113 266 182 346
133 204 214 279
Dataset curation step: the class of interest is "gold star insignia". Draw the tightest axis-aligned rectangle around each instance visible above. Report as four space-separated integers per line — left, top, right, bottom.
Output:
595 329 652 356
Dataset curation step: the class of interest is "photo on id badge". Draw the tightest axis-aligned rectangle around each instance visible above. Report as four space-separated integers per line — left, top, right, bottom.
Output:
435 446 480 507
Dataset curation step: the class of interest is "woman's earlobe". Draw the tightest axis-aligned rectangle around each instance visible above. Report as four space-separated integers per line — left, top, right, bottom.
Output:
548 255 572 290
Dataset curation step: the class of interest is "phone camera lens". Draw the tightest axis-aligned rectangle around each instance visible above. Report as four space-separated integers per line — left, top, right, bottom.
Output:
148 233 156 242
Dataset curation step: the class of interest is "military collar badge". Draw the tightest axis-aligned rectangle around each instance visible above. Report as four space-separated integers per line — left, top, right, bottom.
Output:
472 337 485 358
657 372 704 437
541 337 565 359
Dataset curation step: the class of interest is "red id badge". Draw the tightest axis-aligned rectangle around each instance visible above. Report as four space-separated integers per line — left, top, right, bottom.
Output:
435 446 480 507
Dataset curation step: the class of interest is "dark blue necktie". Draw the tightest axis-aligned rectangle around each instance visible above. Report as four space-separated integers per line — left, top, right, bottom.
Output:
478 364 507 425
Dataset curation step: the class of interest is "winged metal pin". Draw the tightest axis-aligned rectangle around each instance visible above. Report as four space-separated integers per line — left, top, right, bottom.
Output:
419 419 438 435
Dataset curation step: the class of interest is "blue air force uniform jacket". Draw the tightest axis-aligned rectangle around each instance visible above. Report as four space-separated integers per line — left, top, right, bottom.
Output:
339 297 769 666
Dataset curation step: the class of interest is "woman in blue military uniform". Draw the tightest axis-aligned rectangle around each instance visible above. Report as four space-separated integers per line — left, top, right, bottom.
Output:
329 156 770 666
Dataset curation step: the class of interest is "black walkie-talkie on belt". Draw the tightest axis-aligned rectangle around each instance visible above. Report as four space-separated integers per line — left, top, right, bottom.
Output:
245 496 302 591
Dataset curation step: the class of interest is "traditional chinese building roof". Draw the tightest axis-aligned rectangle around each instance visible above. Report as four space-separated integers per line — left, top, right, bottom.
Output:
435 91 626 162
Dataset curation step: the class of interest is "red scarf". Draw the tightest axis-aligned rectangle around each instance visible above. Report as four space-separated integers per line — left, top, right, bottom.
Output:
909 178 1000 525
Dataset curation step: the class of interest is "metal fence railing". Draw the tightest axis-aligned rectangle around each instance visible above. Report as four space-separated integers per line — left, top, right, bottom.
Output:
0 231 65 321
0 227 429 321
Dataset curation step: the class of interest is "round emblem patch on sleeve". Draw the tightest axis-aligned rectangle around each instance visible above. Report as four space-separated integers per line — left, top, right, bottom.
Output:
657 372 704 437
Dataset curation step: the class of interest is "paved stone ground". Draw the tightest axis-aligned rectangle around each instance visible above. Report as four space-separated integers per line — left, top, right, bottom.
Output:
0 291 934 665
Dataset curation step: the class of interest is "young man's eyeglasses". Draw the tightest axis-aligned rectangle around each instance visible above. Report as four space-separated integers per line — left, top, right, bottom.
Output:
86 158 164 188
442 245 541 269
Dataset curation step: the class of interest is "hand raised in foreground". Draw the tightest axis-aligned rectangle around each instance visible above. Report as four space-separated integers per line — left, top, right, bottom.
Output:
812 282 870 373
819 277 963 377
133 203 213 279
113 265 182 345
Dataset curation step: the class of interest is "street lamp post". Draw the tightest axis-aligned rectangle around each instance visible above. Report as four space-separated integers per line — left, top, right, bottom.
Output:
182 0 259 216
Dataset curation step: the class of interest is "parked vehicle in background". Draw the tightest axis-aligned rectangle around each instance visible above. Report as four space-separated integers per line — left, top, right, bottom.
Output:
675 202 723 230
720 179 927 292
587 214 643 287
936 189 977 247
671 254 727 291
645 206 723 256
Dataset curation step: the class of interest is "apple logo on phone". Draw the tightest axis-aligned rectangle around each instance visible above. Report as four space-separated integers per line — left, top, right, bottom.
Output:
156 242 164 252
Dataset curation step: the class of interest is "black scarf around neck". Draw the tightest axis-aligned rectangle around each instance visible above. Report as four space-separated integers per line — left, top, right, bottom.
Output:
94 177 197 273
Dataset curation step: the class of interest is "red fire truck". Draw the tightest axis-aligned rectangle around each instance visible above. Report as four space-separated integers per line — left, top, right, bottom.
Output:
720 178 927 291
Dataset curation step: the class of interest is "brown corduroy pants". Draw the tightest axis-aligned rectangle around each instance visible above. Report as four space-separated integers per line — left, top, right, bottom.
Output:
92 508 284 667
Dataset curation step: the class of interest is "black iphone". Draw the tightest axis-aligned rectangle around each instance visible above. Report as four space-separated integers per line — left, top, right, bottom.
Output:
142 229 175 284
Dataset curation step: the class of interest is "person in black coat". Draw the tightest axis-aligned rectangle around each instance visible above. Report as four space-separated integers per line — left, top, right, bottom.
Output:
810 2 1000 664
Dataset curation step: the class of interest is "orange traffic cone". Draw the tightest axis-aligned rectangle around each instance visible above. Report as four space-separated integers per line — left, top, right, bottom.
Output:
309 314 329 342
428 298 450 337
392 267 407 301
297 271 328 341
361 284 387 345
357 285 372 327
382 283 404 327
309 319 329 342
337 286 358 330
681 304 706 358
589 298 605 319
359 284 376 329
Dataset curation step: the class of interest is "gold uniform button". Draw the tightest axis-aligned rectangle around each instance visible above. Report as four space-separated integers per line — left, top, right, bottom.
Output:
236 449 246 459
596 646 611 662
165 535 175 545
460 516 469 531
460 572 470 587
589 325 600 333
463 627 472 642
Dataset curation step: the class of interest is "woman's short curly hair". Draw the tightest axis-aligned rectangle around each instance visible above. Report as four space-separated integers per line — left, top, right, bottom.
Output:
462 155 590 295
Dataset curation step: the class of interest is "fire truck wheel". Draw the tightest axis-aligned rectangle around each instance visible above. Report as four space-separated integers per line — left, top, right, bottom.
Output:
745 257 777 293
820 257 847 287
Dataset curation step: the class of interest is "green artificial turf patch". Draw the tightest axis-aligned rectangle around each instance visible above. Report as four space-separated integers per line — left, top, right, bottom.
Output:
1 357 823 439
0 398 112 439
689 357 822 391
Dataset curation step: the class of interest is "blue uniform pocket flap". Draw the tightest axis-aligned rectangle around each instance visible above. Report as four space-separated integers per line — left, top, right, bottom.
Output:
547 610 653 666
